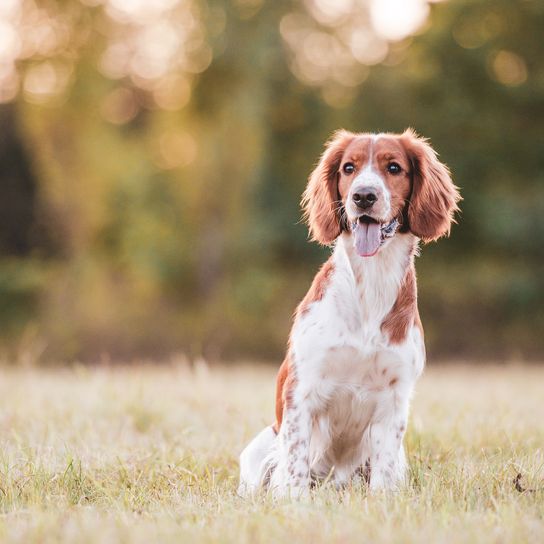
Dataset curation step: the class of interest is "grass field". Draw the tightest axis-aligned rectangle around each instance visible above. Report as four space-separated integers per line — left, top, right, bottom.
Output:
0 362 543 543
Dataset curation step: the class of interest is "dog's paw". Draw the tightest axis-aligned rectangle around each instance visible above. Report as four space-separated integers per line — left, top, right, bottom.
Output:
271 483 310 501
368 465 406 493
237 482 258 499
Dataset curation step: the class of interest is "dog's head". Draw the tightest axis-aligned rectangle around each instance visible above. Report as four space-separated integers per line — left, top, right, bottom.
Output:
302 129 461 256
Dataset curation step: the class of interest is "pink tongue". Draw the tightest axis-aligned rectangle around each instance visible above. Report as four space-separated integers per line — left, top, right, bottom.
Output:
354 221 381 257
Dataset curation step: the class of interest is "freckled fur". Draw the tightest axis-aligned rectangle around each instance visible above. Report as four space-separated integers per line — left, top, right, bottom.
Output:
273 354 297 434
238 129 460 498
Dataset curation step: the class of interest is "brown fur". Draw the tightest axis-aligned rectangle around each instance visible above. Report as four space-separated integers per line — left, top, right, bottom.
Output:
302 130 355 245
381 264 417 344
304 129 459 245
274 258 335 432
296 258 335 317
273 353 296 433
400 128 461 242
338 135 413 223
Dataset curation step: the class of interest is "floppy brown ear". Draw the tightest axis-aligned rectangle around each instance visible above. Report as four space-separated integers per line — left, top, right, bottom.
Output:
401 128 461 243
301 130 355 245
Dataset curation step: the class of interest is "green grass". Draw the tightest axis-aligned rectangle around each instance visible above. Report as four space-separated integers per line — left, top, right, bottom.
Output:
0 362 543 543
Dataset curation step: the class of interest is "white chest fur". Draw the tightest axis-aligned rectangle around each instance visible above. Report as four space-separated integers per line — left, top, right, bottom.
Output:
287 232 424 484
239 232 426 497
291 232 420 379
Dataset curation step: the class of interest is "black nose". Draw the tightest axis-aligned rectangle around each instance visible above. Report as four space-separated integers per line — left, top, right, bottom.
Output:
353 189 378 209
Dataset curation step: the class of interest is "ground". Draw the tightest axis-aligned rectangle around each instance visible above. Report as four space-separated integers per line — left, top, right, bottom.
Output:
0 362 542 543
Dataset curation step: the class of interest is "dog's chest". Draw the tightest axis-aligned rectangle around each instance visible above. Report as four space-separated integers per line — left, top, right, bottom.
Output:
319 342 406 396
293 235 419 405
327 239 409 354
295 235 419 405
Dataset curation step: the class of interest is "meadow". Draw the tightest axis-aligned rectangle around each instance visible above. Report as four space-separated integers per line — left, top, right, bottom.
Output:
0 361 542 543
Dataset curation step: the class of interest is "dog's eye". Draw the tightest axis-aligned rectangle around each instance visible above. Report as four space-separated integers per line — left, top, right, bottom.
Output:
387 162 402 175
343 163 355 174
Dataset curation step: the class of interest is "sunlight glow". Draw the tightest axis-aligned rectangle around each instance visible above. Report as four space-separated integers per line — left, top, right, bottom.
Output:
490 50 527 87
0 0 209 107
155 130 197 170
370 0 430 41
23 61 73 104
306 0 355 26
281 0 438 95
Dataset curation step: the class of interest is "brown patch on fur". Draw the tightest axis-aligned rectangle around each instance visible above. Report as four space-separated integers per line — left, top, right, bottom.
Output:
381 264 417 344
302 128 461 246
296 258 335 317
389 377 398 387
273 353 297 433
302 130 355 245
273 258 336 432
400 128 461 242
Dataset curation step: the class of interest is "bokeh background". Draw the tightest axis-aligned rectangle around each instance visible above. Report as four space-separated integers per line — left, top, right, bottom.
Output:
0 0 542 364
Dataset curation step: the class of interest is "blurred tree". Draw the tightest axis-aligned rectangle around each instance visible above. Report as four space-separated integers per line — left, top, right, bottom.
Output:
0 106 39 255
0 0 542 362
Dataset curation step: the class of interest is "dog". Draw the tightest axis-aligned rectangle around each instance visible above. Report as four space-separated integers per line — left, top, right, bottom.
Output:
238 129 460 498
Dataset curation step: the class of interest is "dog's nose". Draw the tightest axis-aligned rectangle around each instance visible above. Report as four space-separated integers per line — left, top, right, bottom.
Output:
353 189 378 209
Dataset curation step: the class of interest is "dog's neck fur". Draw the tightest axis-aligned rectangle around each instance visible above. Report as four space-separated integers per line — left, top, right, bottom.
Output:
334 232 418 326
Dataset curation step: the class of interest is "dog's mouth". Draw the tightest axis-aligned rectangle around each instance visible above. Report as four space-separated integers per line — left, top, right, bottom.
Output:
351 215 400 257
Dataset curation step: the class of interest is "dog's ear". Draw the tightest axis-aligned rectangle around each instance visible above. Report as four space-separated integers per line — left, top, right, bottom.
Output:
401 128 461 243
302 130 355 245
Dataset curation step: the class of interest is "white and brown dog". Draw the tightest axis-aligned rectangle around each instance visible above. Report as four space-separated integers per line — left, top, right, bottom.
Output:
239 129 460 498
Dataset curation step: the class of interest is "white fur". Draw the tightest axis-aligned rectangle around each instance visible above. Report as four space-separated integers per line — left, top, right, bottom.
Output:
238 230 425 498
346 138 390 222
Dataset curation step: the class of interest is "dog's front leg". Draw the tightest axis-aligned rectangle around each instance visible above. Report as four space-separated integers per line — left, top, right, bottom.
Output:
269 401 312 499
365 389 411 492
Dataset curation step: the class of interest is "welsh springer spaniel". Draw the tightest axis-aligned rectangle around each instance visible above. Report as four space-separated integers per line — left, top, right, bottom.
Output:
239 129 461 498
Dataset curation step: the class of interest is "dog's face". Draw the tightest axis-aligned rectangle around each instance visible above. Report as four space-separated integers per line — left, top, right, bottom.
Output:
302 129 461 256
339 135 413 256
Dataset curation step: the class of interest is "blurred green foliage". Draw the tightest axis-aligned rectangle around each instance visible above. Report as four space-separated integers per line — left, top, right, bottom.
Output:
0 0 543 362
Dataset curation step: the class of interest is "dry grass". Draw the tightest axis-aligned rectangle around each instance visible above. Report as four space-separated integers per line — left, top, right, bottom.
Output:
0 362 543 543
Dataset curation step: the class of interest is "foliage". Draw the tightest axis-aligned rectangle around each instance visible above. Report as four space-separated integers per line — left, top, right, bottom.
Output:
0 0 542 361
